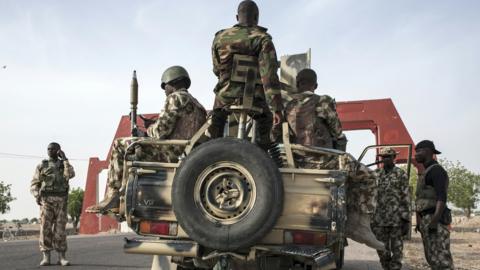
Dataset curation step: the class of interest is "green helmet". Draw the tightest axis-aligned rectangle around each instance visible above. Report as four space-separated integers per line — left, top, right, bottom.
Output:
161 65 191 89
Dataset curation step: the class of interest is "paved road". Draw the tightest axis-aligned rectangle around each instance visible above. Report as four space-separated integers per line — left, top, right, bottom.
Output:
0 234 400 270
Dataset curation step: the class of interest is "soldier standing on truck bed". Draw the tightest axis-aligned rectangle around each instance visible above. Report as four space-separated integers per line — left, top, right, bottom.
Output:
30 142 75 266
207 0 283 149
283 68 385 250
414 140 454 269
86 66 206 214
371 147 411 270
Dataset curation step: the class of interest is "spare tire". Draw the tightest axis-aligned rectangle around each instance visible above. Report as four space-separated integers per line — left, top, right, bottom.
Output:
172 138 283 251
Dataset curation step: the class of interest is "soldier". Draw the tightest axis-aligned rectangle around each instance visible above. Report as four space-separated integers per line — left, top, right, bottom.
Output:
371 147 410 270
284 68 384 250
86 66 206 214
414 140 454 269
208 0 283 148
30 142 75 266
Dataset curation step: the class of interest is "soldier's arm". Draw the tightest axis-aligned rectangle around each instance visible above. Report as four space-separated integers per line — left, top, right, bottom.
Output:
147 93 186 139
258 35 283 111
316 97 343 139
64 160 75 180
211 36 220 77
399 169 411 221
30 165 42 198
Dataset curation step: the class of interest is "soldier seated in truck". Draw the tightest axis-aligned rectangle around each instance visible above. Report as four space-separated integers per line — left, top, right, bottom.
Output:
282 68 384 250
86 66 206 214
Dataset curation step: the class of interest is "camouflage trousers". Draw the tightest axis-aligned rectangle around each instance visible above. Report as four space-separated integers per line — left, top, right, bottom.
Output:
107 137 184 191
419 214 455 270
372 226 404 270
39 196 68 252
294 153 377 215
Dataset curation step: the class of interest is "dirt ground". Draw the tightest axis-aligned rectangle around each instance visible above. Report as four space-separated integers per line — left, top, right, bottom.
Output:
404 216 480 270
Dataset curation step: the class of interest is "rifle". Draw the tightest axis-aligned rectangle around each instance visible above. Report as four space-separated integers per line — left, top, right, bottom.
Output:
130 70 138 136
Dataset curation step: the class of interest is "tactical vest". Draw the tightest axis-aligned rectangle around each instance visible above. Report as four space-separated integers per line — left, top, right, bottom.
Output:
415 164 441 212
285 94 333 148
39 159 69 196
169 91 207 140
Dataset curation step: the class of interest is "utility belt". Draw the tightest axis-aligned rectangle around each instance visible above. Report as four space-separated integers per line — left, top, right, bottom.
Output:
40 191 68 197
417 207 452 225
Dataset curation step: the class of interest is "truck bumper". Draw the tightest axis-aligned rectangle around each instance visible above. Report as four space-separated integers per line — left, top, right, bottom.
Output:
123 238 199 257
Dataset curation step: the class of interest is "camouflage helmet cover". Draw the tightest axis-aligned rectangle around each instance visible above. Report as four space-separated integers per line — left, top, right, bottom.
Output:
161 65 191 89
378 147 399 157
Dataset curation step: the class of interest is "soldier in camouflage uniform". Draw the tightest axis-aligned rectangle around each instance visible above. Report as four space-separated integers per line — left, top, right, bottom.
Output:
284 68 384 250
86 66 206 214
414 140 454 269
30 142 75 266
208 0 283 148
371 147 410 270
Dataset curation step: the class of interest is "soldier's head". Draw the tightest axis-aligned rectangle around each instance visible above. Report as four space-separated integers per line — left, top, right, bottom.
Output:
378 147 398 169
161 66 191 96
296 68 318 92
47 142 61 159
236 0 259 26
415 140 441 164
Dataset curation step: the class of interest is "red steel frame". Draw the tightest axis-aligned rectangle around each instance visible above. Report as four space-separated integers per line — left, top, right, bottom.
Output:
80 98 415 234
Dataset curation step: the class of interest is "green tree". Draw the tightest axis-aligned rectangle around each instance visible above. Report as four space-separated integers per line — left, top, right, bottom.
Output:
0 181 15 214
440 159 480 218
68 188 84 232
30 217 39 224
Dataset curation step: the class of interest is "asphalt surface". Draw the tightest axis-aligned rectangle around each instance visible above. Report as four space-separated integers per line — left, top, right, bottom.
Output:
0 234 403 270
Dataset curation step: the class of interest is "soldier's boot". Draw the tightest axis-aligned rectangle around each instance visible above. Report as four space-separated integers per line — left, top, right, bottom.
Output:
58 252 70 266
346 212 385 251
85 188 120 214
39 251 50 266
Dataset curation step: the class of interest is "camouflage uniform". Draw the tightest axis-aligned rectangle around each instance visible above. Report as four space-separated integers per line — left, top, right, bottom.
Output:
209 24 283 145
31 158 75 252
418 214 454 270
106 88 206 194
371 166 410 270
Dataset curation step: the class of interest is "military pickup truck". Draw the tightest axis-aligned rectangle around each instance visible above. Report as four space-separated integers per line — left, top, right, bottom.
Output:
120 68 351 270
122 121 348 270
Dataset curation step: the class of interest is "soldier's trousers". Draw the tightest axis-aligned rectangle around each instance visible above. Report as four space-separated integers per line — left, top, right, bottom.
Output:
372 226 404 270
208 96 273 145
39 196 68 252
419 213 454 270
107 137 182 191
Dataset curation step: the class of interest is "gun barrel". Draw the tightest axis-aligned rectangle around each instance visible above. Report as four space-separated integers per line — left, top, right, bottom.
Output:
130 70 138 136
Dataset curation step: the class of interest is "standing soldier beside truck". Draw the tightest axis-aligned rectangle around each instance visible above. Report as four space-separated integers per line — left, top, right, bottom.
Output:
208 0 283 148
86 66 206 214
371 147 410 270
30 142 75 266
414 140 454 269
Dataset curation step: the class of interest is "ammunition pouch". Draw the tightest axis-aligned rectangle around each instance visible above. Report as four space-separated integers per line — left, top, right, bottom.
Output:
230 54 262 84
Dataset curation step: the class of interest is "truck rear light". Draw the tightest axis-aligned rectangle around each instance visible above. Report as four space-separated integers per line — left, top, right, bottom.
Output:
139 221 178 236
284 230 327 246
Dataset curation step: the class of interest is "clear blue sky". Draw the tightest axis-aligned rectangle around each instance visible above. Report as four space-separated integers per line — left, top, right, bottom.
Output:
1 0 479 219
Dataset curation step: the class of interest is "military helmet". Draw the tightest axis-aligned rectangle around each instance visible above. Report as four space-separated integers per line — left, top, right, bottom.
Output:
296 68 317 85
378 147 399 157
161 66 191 90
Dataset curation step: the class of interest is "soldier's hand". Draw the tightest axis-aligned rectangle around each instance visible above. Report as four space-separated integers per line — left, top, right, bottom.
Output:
36 196 42 206
273 111 283 125
57 150 67 160
428 221 438 234
414 224 420 234
140 115 156 129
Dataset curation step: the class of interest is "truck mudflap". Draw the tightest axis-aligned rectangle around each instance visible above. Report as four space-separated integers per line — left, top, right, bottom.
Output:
123 238 199 257
255 245 336 269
